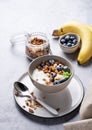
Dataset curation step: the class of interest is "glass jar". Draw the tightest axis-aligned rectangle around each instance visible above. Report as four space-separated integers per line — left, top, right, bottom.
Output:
10 32 51 60
25 32 50 60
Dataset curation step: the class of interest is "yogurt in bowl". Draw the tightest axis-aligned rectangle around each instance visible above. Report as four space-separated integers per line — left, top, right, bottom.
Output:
28 55 74 93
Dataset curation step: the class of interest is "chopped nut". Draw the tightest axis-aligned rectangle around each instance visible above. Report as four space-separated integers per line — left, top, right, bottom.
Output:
42 96 46 99
23 106 26 108
25 92 42 111
49 78 54 82
56 108 60 112
30 92 36 100
45 81 53 86
30 92 34 96
35 79 38 81
25 100 32 106
43 69 48 73
34 100 42 107
15 91 19 96
55 74 63 80
37 65 42 70
46 61 50 66
43 78 47 81
29 108 34 113
29 37 46 45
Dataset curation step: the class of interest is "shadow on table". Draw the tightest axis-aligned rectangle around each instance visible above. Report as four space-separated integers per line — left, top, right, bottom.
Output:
61 48 92 67
14 101 80 125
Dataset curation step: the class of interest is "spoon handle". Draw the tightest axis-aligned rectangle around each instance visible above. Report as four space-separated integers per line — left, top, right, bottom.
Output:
35 98 59 115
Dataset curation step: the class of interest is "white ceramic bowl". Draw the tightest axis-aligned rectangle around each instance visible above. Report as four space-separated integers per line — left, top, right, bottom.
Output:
28 55 74 93
59 33 80 53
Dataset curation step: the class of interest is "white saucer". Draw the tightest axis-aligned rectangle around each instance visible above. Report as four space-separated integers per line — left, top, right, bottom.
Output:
14 72 84 119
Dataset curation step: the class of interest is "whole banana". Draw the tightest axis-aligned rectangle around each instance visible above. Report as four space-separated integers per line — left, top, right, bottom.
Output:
58 22 92 64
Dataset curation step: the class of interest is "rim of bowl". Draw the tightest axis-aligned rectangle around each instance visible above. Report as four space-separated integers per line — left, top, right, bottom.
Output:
28 55 74 88
59 33 80 49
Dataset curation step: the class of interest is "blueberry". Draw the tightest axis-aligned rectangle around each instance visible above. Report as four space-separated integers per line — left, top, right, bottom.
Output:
40 62 45 67
59 77 67 83
53 80 59 85
73 39 77 44
53 77 67 85
60 38 66 44
63 66 70 72
67 42 72 47
70 36 75 40
63 43 67 46
68 40 72 43
48 59 55 65
51 73 57 78
65 35 70 41
57 64 63 71
71 43 75 46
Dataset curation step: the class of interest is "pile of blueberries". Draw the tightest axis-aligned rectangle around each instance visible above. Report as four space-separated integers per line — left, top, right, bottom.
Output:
60 34 78 47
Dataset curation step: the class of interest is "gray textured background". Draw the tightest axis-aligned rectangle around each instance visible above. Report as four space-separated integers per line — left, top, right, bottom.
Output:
0 0 92 130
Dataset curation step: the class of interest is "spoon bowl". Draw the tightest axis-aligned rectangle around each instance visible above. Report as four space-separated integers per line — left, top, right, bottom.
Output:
14 82 30 97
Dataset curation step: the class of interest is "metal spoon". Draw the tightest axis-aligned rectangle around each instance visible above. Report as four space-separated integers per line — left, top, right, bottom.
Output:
14 81 59 115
